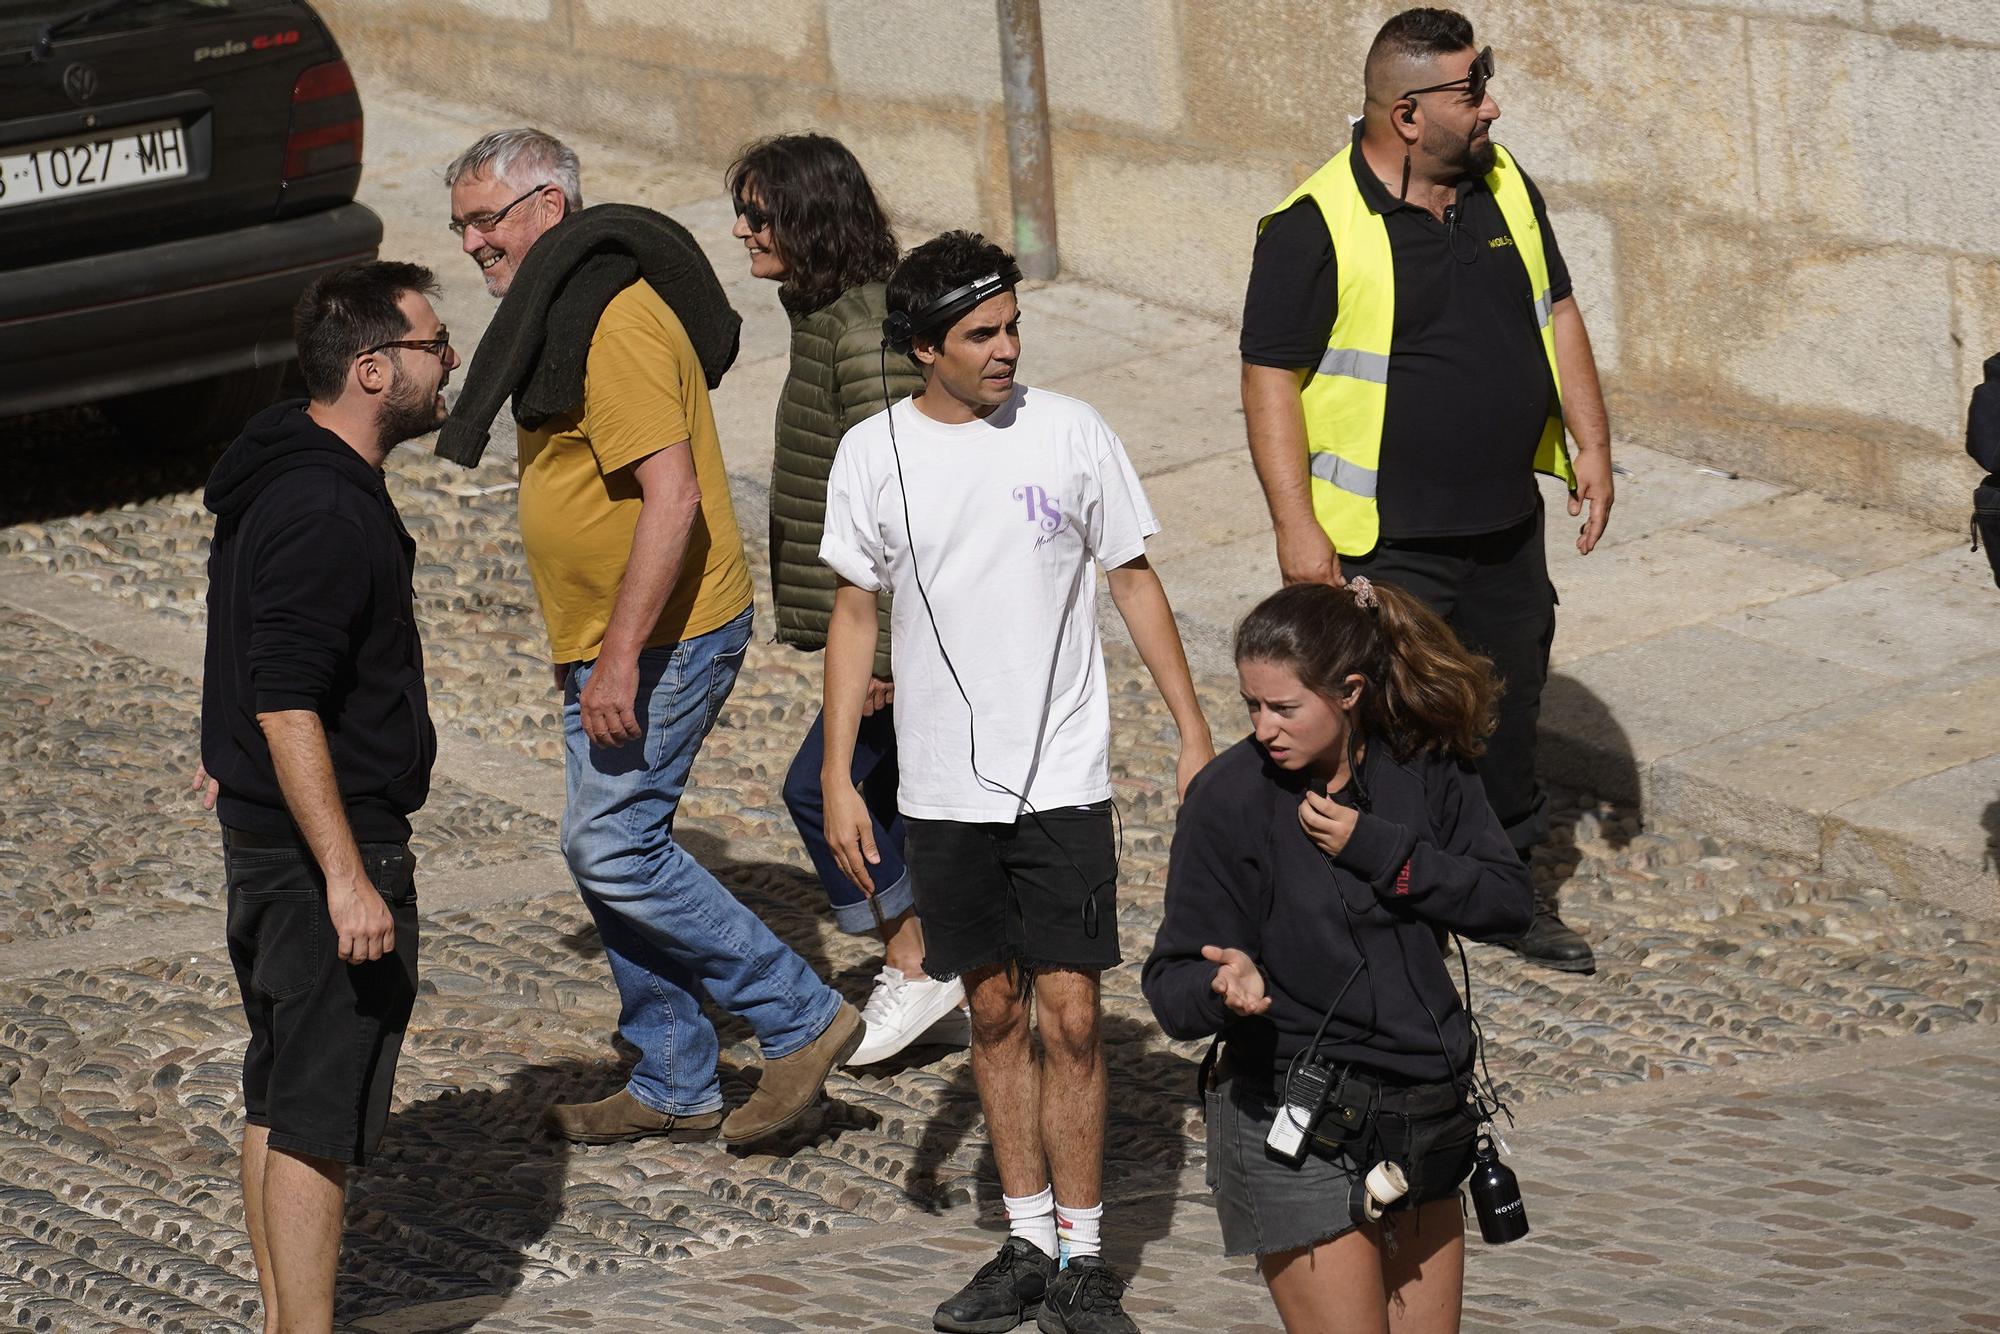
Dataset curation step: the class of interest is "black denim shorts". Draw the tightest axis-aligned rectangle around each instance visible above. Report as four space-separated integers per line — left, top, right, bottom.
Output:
905 801 1121 981
224 830 420 1167
1204 1055 1478 1258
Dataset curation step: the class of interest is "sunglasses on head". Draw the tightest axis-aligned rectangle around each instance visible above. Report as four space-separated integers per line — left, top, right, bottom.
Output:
1401 45 1495 106
733 195 773 233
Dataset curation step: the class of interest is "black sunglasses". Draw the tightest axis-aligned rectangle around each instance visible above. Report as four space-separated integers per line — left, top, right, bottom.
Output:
363 330 452 360
733 195 773 234
1401 46 1495 106
448 184 552 238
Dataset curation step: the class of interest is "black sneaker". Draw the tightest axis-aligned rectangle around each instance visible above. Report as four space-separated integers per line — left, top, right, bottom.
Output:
934 1237 1058 1333
1036 1256 1136 1333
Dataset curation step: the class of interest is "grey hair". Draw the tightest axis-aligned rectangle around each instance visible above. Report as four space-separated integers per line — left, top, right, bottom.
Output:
445 128 583 211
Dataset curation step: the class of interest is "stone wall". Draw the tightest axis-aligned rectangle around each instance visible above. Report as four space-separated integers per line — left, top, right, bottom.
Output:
322 0 2000 528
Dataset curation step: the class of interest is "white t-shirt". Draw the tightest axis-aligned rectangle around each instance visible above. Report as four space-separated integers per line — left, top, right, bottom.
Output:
820 385 1160 822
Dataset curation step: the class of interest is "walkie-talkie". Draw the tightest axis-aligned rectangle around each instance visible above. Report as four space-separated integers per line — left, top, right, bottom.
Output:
1266 1059 1335 1162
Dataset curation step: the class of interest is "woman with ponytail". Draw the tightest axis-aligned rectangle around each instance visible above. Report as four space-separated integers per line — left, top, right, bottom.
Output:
1143 578 1532 1333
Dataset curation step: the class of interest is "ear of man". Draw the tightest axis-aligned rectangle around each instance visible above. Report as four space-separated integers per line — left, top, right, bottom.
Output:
352 348 392 401
1364 43 1449 127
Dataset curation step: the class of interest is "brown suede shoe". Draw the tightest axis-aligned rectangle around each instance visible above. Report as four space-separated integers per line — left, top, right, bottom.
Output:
541 1089 723 1145
721 1002 864 1146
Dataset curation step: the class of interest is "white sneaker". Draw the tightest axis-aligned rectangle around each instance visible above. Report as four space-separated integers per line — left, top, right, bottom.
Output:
847 967 968 1066
920 1005 971 1048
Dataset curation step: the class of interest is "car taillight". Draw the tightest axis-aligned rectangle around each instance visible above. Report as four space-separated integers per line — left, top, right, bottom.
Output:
284 60 362 181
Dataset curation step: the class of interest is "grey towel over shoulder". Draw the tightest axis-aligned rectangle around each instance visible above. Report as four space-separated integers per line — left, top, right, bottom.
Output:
435 202 742 466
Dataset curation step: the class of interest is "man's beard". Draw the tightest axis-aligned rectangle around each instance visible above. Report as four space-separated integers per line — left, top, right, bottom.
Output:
1427 123 1496 179
376 364 447 453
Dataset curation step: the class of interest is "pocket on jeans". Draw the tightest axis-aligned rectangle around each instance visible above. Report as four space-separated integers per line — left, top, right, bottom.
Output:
361 844 416 908
1203 1089 1224 1190
704 638 749 724
245 893 324 1001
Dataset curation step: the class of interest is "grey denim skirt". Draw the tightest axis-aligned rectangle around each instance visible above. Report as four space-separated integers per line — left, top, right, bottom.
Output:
1204 1059 1479 1258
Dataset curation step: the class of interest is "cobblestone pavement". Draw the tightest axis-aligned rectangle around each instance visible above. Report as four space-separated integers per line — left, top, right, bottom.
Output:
0 443 1997 1330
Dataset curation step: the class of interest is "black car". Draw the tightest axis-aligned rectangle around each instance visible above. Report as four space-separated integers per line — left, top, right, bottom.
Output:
0 0 380 445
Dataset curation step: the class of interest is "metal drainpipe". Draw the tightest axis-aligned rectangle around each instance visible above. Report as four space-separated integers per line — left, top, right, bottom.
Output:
996 0 1059 280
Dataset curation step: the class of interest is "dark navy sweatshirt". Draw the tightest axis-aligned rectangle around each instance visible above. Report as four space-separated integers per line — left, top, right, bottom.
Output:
1143 737 1533 1084
200 401 435 843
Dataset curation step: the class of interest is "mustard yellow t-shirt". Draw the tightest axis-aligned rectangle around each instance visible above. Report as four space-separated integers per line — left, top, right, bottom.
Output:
516 281 753 664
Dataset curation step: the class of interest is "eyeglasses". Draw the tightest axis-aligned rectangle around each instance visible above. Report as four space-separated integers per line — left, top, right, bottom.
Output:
447 184 552 238
733 195 773 234
1401 45 1495 107
362 330 453 360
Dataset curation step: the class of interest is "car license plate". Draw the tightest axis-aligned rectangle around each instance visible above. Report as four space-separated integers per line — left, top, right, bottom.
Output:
0 120 189 211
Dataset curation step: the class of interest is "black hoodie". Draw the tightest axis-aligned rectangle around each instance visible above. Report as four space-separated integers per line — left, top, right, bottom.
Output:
201 401 435 843
1143 738 1533 1084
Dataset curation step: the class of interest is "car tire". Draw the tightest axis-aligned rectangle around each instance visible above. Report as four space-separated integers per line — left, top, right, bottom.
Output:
101 362 296 451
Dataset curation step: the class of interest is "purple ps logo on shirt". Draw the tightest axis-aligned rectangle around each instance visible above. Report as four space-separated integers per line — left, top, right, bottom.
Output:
1012 484 1065 547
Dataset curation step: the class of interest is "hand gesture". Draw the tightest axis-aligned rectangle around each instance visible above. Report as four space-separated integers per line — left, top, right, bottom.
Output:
825 782 879 896
1299 789 1359 857
328 873 395 963
190 762 218 812
1202 945 1271 1017
580 655 642 748
1568 449 1616 555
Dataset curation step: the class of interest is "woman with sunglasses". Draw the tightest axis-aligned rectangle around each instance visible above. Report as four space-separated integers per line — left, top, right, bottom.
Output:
1143 579 1533 1333
725 135 957 1065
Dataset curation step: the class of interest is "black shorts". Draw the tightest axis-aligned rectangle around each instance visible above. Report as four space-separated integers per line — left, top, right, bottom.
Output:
1205 1054 1477 1257
905 801 1121 981
224 830 420 1167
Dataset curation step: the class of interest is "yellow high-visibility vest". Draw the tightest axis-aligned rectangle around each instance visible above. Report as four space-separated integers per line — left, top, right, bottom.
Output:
1260 142 1574 556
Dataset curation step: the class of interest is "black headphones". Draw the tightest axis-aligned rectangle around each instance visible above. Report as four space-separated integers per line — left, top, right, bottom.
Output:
881 261 1025 356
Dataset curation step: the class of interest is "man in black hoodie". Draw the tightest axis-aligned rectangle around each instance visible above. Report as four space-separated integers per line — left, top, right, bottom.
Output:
199 261 453 1334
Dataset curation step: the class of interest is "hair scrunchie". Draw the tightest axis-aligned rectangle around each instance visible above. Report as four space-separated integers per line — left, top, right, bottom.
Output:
1347 575 1380 610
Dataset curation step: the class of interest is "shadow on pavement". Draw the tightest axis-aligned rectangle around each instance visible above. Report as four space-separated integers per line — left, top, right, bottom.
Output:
339 1059 598 1323
1539 671 1640 840
0 407 229 526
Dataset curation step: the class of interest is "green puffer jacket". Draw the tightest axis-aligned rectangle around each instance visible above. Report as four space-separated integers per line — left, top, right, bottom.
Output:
771 280 922 678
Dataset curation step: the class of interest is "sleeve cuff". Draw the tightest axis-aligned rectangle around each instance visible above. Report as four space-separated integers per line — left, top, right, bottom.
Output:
817 537 883 592
1335 812 1417 888
1096 535 1152 570
252 689 322 715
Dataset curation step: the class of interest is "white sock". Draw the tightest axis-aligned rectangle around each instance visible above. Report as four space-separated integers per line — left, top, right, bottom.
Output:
1055 1199 1103 1264
1004 1185 1058 1258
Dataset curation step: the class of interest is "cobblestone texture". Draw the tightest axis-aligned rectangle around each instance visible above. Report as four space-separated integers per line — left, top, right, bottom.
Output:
1 455 1997 1330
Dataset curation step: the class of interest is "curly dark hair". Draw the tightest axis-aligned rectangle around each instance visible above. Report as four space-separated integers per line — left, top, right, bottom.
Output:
726 133 899 317
884 230 1017 359
1235 580 1499 765
292 261 439 403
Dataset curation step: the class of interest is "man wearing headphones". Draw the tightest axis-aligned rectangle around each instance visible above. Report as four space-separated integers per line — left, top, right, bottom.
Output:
818 230 1213 1334
1241 7 1615 974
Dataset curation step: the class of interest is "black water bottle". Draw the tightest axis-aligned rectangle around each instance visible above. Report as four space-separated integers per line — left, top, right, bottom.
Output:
1467 1134 1529 1244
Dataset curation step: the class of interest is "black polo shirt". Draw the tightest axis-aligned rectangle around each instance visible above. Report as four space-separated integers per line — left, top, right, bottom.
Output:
1241 125 1572 540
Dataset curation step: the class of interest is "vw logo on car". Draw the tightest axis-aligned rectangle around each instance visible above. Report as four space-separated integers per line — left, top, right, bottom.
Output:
61 61 97 104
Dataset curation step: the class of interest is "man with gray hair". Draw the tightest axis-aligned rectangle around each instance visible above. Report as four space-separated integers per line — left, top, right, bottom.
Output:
441 129 863 1147
443 127 581 298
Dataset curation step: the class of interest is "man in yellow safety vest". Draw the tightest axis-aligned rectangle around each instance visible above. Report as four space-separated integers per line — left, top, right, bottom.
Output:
1240 7 1615 972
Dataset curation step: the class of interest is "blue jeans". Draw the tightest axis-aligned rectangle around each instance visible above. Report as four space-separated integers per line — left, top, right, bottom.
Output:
561 608 842 1116
782 705 913 936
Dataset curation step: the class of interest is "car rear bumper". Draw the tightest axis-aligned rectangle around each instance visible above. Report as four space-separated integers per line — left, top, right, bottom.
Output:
0 202 382 416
